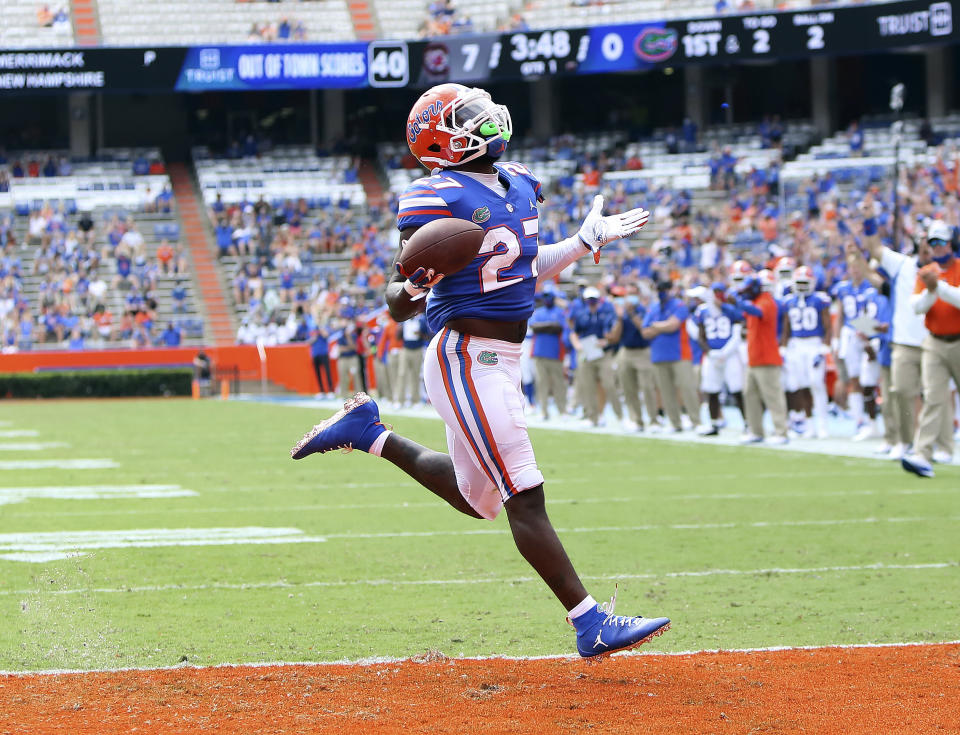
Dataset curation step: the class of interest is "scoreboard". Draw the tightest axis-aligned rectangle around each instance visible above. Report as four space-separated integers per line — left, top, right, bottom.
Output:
0 0 955 93
380 0 957 86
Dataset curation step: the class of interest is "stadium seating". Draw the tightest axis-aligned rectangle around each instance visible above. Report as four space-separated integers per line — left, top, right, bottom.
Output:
0 149 170 215
1 150 205 351
0 0 74 48
193 146 365 209
97 0 354 46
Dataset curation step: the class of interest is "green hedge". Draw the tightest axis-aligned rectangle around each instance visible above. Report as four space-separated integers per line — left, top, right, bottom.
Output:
0 368 194 398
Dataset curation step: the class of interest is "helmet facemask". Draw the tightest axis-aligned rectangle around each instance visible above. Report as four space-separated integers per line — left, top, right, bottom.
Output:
440 89 513 166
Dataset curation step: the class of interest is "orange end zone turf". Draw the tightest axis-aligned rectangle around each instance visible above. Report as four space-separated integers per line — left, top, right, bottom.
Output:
2 643 957 734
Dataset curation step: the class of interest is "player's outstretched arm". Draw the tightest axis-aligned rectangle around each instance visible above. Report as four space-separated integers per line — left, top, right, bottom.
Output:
537 195 650 282
385 228 443 323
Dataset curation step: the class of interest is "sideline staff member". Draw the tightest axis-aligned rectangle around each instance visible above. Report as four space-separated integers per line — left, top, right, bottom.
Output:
902 221 960 478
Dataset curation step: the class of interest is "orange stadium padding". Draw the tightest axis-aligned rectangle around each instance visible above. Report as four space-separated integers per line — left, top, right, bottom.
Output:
0 345 325 396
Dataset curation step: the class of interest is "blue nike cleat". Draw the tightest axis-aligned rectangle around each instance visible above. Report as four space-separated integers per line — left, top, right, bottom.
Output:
570 587 670 659
291 392 387 459
901 453 935 478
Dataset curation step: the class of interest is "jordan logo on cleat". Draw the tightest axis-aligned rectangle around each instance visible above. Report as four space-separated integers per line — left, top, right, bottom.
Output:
593 631 608 649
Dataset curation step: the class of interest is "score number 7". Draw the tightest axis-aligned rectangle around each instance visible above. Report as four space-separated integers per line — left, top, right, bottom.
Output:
461 42 503 72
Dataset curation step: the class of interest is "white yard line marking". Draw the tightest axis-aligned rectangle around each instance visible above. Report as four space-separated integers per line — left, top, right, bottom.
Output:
0 516 953 555
0 527 325 563
0 485 196 506
0 459 119 470
0 443 69 451
12 486 950 518
0 430 39 438
1 561 954 596
314 516 959 541
3 639 959 676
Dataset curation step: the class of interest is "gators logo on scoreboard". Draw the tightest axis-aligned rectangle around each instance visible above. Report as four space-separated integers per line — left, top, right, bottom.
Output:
471 206 491 224
634 28 678 62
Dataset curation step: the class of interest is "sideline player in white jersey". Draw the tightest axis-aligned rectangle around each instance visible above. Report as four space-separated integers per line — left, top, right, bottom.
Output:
289 84 668 658
781 266 832 438
693 282 745 435
774 256 796 301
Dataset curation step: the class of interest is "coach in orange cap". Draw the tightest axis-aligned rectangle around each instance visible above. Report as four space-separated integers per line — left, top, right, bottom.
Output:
902 220 960 477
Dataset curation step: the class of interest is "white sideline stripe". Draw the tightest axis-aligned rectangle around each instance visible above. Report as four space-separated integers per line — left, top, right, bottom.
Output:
1 561 954 596
0 430 39 438
2 639 958 676
16 486 952 518
0 485 195 506
0 459 119 470
0 442 69 451
0 527 325 563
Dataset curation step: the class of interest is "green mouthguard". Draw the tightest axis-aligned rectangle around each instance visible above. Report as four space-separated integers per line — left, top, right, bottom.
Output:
479 121 510 141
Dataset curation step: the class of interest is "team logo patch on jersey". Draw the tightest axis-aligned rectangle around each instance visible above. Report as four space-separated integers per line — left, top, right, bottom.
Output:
471 206 491 224
477 350 498 365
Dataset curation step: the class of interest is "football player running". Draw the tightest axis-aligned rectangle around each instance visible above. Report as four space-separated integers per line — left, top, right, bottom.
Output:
780 266 832 438
290 84 668 658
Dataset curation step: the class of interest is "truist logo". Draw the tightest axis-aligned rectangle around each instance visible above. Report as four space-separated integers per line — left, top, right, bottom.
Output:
407 99 443 144
634 27 678 62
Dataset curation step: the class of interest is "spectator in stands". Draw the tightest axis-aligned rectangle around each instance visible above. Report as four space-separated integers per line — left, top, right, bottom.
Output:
37 4 54 26
133 153 150 176
848 120 864 157
27 210 48 248
0 172 10 193
159 322 182 347
76 210 95 245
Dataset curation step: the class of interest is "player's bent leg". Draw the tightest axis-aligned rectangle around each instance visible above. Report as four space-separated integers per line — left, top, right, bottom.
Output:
289 391 482 518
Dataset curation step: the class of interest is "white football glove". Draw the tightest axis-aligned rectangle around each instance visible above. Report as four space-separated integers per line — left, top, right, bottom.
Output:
578 194 651 263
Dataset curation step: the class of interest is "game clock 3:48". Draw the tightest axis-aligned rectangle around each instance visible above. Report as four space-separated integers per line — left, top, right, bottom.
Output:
504 29 590 77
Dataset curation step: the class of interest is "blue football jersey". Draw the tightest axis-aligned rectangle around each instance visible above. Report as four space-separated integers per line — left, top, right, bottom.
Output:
783 292 830 338
396 162 544 333
693 302 739 350
830 279 872 327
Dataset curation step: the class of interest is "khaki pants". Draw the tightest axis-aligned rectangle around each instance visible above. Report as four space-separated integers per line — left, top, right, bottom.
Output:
891 344 922 447
373 354 395 403
654 360 700 430
397 347 424 405
576 352 622 424
337 354 358 398
617 347 658 427
534 356 567 418
914 335 960 461
880 365 898 446
744 364 788 438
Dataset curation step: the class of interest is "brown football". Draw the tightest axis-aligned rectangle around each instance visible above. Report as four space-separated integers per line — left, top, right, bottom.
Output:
399 218 485 277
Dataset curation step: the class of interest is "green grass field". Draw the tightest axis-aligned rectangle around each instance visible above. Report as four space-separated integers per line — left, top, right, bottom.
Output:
1 398 957 673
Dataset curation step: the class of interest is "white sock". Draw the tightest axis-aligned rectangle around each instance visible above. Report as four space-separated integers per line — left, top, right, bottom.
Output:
849 392 864 425
367 430 391 457
567 595 598 620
